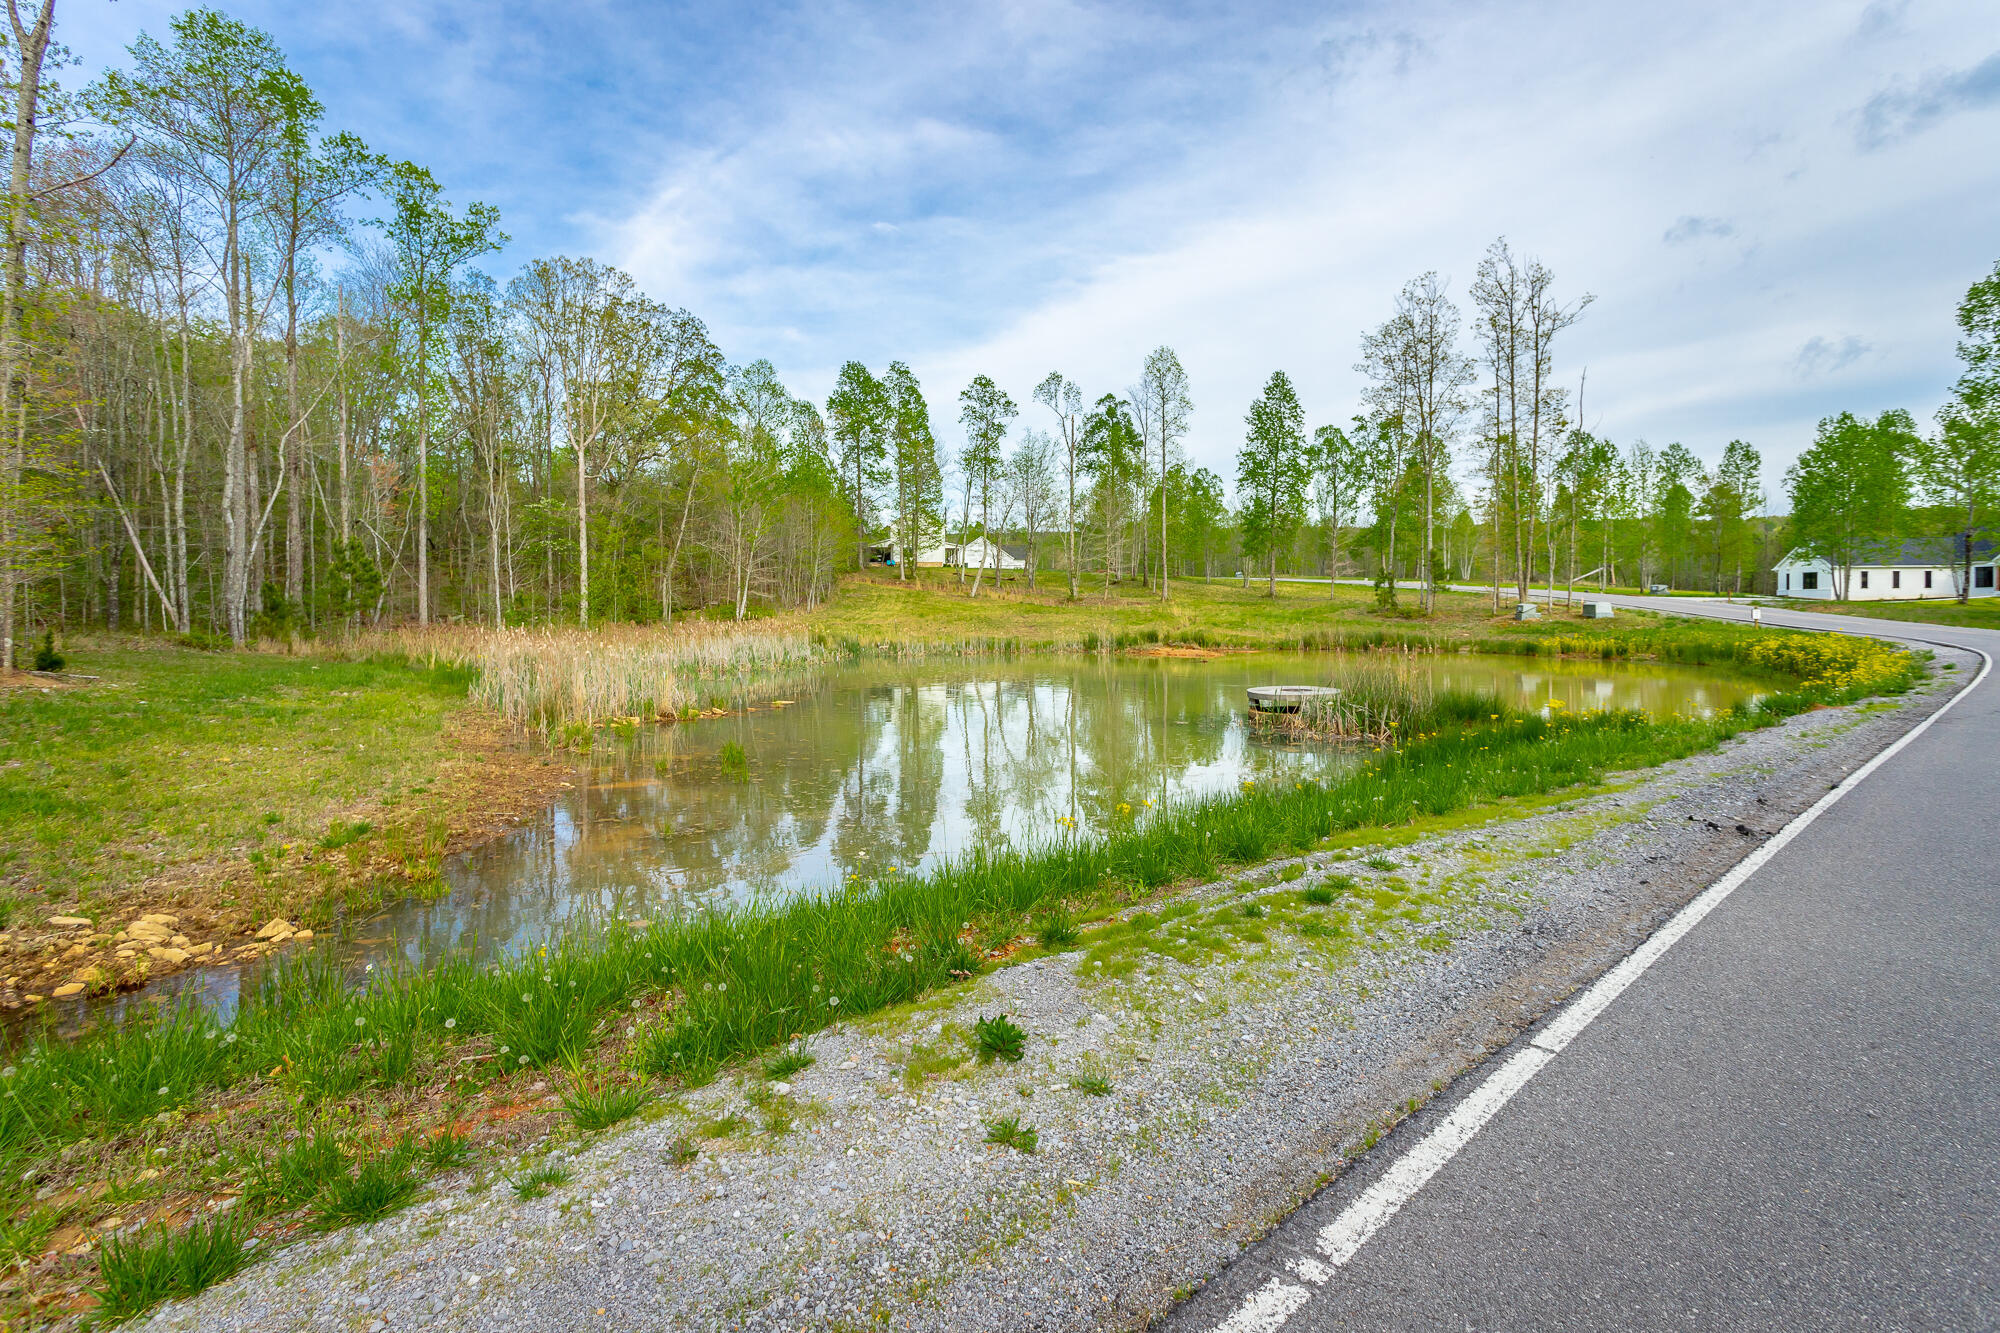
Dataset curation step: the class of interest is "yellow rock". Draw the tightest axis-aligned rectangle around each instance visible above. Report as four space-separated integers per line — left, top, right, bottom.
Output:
139 913 179 925
127 921 172 942
146 947 190 965
188 941 216 956
23 994 42 1003
51 983 83 998
253 918 292 941
77 966 112 990
292 929 313 942
47 915 92 928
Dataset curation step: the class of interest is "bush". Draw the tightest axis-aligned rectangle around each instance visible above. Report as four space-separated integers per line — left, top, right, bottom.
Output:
560 1076 651 1133
31 631 62 672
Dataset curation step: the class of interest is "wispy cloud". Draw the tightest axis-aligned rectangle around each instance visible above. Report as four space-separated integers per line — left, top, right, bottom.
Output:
1663 215 1735 244
1794 335 1872 379
1857 50 2000 149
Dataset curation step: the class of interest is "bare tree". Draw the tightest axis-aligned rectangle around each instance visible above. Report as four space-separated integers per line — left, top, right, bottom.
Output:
1033 371 1084 598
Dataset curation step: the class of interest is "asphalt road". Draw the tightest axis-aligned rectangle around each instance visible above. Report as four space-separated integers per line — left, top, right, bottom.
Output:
1168 598 2000 1332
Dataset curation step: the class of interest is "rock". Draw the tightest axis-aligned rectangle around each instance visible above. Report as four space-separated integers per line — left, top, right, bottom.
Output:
76 966 112 991
127 920 172 942
169 935 189 948
147 947 189 965
23 994 41 1004
47 916 91 928
188 942 215 957
253 918 293 941
770 1081 792 1097
138 913 179 925
293 930 313 942
51 983 83 998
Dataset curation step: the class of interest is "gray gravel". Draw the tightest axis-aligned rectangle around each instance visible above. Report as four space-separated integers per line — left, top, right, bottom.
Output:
136 655 1969 1333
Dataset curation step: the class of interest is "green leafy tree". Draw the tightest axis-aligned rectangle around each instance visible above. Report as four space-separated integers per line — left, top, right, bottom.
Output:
1237 370 1309 597
1701 439 1762 595
957 374 1017 594
1652 443 1705 588
1785 410 1918 598
1177 466 1227 580
1309 423 1365 595
827 361 889 570
882 361 940 582
1080 393 1143 591
1924 262 2000 600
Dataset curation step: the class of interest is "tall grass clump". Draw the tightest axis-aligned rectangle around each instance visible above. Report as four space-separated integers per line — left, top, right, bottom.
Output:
89 1212 253 1324
338 622 823 734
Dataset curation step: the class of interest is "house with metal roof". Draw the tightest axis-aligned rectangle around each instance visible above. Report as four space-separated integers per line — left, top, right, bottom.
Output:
1774 533 1998 600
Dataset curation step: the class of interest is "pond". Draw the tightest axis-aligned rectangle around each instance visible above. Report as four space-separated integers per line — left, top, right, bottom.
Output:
62 651 1764 1028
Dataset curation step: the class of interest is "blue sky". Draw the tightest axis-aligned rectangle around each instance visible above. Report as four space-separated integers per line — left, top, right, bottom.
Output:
72 0 2000 505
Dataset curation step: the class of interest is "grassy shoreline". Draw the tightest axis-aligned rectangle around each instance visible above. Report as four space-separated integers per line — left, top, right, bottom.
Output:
0 625 1921 1326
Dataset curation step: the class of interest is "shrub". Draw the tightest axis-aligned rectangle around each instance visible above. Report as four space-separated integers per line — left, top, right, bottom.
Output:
31 632 62 672
1302 885 1338 905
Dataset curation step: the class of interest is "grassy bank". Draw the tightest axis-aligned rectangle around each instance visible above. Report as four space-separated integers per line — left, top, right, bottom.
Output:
0 629 1921 1325
0 649 575 1006
1768 595 2000 630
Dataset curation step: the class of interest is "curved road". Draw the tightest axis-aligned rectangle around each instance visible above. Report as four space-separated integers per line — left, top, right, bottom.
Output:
1167 597 1999 1333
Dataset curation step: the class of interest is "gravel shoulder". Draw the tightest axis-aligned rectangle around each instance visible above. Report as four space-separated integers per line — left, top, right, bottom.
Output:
135 653 1976 1333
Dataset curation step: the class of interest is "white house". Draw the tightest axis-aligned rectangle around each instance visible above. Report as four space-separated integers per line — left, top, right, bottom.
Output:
899 537 1026 572
1774 535 1998 601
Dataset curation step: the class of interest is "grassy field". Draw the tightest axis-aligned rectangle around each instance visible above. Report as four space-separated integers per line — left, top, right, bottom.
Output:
806 571 1675 650
0 649 571 1000
1768 595 2000 630
0 619 1923 1326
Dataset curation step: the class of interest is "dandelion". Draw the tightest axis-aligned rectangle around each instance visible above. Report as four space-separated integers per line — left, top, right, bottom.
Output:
518 1056 530 1066
157 1087 168 1096
224 1033 238 1044
444 1018 457 1030
521 994 532 1003
355 1016 366 1027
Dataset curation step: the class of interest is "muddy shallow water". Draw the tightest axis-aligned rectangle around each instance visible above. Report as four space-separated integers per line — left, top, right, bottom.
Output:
54 652 1763 1028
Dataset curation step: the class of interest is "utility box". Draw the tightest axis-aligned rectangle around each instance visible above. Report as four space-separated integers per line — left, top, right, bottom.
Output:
1514 602 1539 621
1583 602 1615 619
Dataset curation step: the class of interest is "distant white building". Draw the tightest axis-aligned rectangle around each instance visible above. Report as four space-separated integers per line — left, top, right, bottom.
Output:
899 537 1026 572
1774 535 1997 601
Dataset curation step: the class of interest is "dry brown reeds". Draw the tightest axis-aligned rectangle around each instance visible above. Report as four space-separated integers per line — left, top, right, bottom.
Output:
341 622 823 733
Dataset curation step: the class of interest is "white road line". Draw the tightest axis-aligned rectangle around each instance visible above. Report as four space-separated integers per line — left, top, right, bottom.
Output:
1200 638 1993 1332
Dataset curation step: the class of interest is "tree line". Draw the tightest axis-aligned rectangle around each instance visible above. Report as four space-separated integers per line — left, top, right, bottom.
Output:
18 4 1973 667
1783 263 2000 601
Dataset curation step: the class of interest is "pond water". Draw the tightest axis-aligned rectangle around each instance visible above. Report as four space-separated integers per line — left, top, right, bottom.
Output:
48 652 1761 1030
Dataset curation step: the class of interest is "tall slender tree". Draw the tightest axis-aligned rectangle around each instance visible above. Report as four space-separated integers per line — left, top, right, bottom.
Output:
1033 371 1085 597
1133 346 1191 601
826 360 887 570
957 373 1015 595
1237 370 1308 597
383 160 502 623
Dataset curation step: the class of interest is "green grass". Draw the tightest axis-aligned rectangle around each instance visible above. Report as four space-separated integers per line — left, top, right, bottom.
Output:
0 645 483 925
560 1077 652 1133
1769 596 2000 630
1033 909 1079 948
982 1115 1039 1154
506 1163 571 1201
762 1043 816 1081
1069 1074 1112 1097
89 1212 253 1324
311 1145 422 1226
